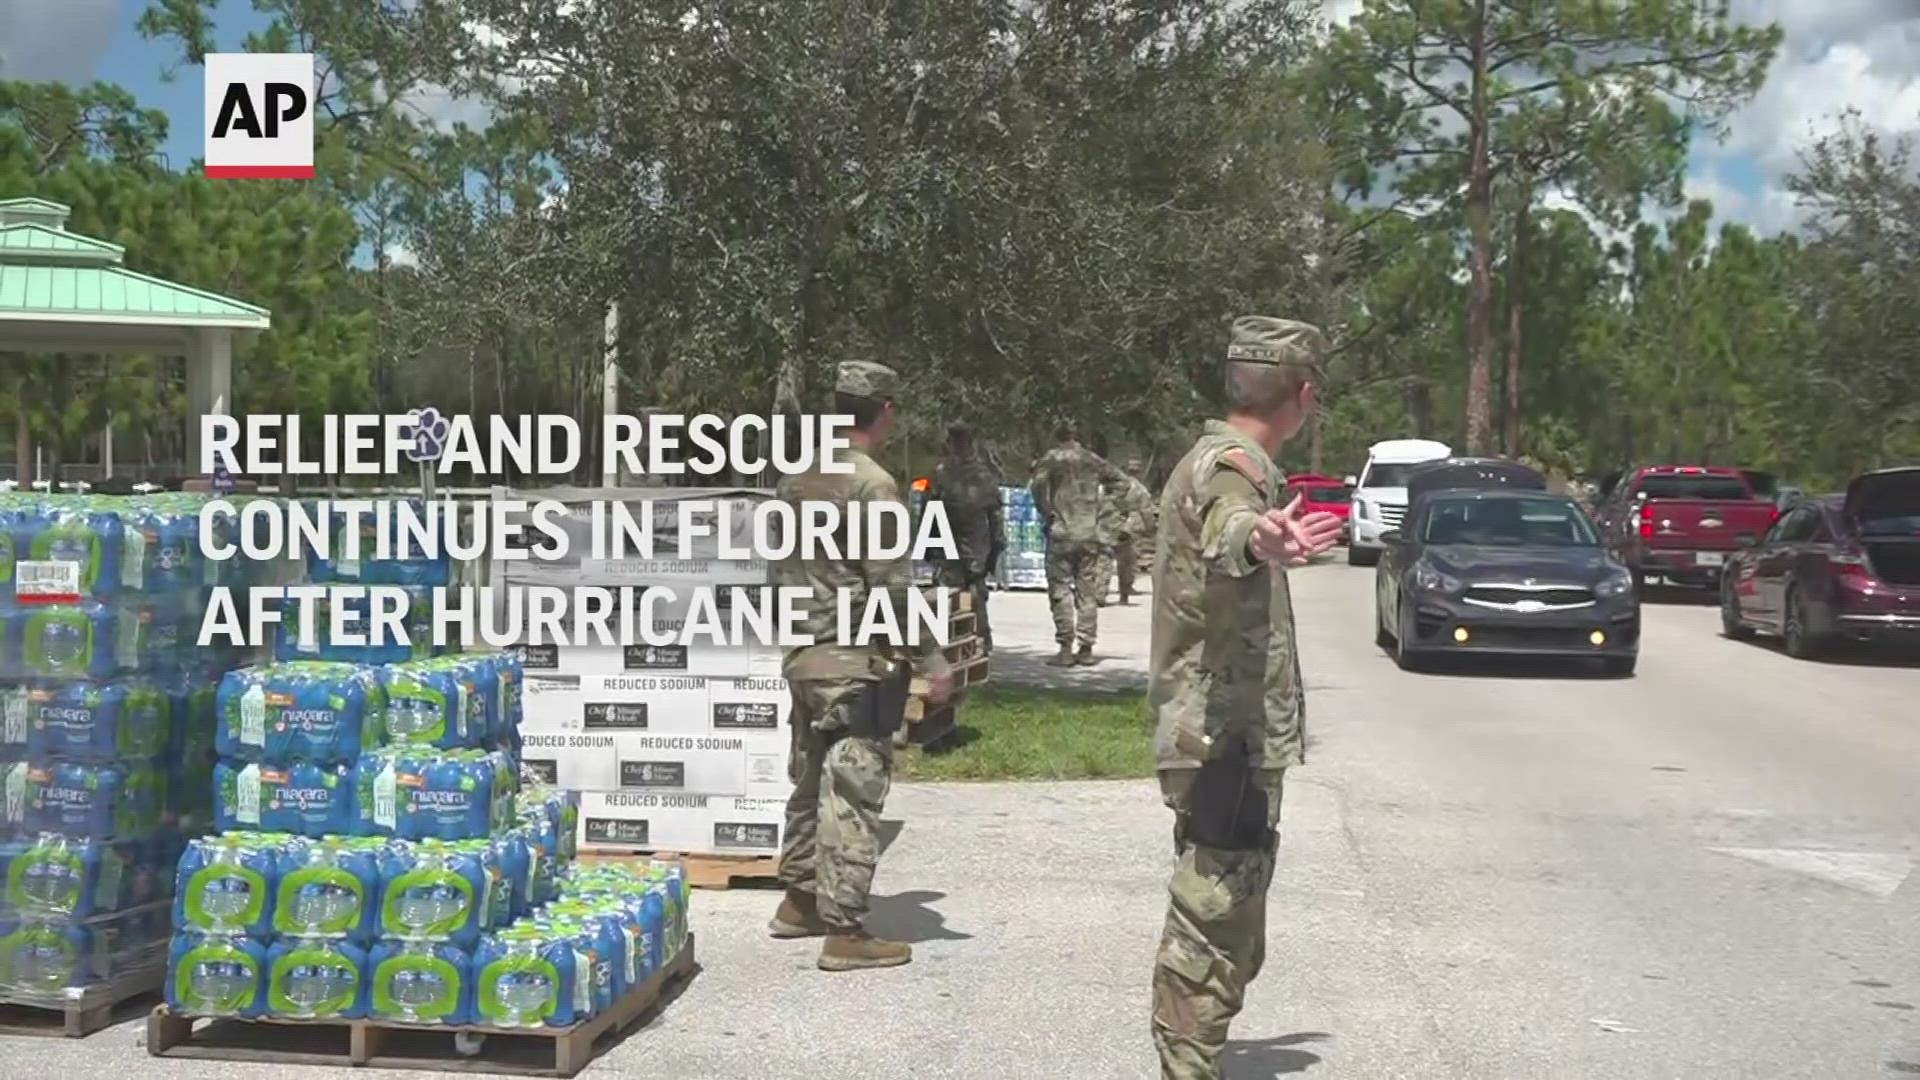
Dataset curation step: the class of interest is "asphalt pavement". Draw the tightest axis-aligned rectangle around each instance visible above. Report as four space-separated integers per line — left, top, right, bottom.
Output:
8 565 1916 1078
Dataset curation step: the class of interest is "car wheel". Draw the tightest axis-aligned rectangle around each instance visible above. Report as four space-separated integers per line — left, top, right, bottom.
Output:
1782 586 1824 660
1602 656 1637 678
1392 610 1423 671
1720 576 1754 640
1631 569 1647 601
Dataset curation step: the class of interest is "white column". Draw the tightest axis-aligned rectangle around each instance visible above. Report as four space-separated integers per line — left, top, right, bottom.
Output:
185 328 233 474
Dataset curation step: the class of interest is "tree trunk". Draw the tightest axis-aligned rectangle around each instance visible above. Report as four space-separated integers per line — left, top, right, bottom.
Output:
14 401 30 485
1504 183 1533 458
1407 378 1433 438
1463 2 1495 455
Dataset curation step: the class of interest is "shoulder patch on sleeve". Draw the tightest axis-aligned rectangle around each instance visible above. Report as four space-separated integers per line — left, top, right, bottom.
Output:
1218 449 1264 489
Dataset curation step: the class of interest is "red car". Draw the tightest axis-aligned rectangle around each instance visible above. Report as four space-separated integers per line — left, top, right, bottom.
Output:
1286 473 1352 541
1720 467 1920 657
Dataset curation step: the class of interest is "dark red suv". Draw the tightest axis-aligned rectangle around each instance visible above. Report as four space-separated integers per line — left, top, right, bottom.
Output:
1720 467 1920 657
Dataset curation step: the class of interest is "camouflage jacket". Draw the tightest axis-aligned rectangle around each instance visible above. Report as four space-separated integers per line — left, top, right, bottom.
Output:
929 453 1005 572
771 447 951 684
1148 420 1305 771
1097 485 1123 546
1112 475 1154 540
1030 443 1126 547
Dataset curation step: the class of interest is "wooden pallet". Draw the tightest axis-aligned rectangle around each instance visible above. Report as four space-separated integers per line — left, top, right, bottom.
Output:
575 850 781 891
917 584 974 612
0 957 165 1038
146 936 696 1077
905 701 959 748
908 653 990 708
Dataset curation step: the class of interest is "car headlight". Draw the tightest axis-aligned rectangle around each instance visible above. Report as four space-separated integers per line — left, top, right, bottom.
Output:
1352 499 1370 521
1595 568 1635 598
1412 562 1461 593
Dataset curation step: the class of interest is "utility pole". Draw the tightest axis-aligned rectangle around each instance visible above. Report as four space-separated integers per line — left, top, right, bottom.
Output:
602 300 620 487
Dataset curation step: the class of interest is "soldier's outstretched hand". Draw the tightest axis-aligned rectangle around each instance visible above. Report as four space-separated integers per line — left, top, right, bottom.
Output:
1265 495 1343 566
1248 499 1302 565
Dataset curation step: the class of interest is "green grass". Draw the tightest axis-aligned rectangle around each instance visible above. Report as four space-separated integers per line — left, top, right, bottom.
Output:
898 685 1154 781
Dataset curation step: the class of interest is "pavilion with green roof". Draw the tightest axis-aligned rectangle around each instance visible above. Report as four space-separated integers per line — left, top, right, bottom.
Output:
0 196 270 474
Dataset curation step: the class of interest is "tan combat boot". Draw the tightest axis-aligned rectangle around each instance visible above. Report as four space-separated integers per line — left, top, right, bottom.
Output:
767 889 830 939
1045 645 1075 667
1075 644 1097 666
818 928 912 971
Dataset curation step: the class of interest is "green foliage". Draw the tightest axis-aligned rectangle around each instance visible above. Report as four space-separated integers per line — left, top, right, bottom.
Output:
1327 0 1779 452
0 77 370 472
0 1 1912 497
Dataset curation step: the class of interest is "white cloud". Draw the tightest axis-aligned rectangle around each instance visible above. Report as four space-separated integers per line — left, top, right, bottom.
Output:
1692 1 1920 233
1329 0 1920 236
399 84 496 132
0 0 118 83
1322 0 1363 28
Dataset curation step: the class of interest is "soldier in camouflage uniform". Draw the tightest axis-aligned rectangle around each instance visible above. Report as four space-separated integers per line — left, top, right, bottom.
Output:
767 360 953 971
928 423 1005 654
1149 317 1344 1078
1113 460 1154 604
1095 481 1121 608
1030 422 1127 665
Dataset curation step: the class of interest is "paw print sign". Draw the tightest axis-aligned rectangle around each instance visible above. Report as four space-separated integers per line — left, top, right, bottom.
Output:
405 407 450 464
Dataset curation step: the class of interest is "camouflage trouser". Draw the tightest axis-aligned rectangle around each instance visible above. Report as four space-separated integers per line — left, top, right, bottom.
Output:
1045 539 1104 647
1153 767 1287 1080
1115 538 1137 600
778 678 897 931
935 560 992 654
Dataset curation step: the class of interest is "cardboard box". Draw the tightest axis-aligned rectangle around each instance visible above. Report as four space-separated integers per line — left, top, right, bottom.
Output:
520 674 583 732
581 674 710 734
517 673 713 736
612 732 748 794
706 679 794 797
706 676 791 732
515 638 780 679
519 731 622 789
577 791 785 855
738 735 790 797
521 731 749 795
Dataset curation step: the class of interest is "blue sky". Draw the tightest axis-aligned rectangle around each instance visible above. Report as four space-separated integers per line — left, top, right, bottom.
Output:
5 0 1920 237
0 0 274 172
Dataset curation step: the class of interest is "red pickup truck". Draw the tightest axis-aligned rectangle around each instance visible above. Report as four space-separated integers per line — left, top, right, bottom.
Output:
1599 466 1780 592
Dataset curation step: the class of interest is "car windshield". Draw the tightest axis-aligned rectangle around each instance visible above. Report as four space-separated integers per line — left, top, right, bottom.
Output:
1362 463 1423 487
1299 484 1347 502
1634 475 1753 500
1422 496 1598 547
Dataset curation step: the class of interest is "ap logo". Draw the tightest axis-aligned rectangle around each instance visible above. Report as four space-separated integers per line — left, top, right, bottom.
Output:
204 53 314 179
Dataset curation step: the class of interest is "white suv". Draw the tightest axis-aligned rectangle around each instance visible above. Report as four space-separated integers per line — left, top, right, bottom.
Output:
1347 439 1452 566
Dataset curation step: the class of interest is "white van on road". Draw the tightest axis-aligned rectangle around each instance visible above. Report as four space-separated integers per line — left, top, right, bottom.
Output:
1347 438 1452 566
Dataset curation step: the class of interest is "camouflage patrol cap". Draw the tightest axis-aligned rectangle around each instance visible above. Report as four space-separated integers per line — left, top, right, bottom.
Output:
836 360 899 400
1225 316 1328 367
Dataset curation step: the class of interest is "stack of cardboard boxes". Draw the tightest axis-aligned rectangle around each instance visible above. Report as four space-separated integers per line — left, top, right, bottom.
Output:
496 487 792 860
